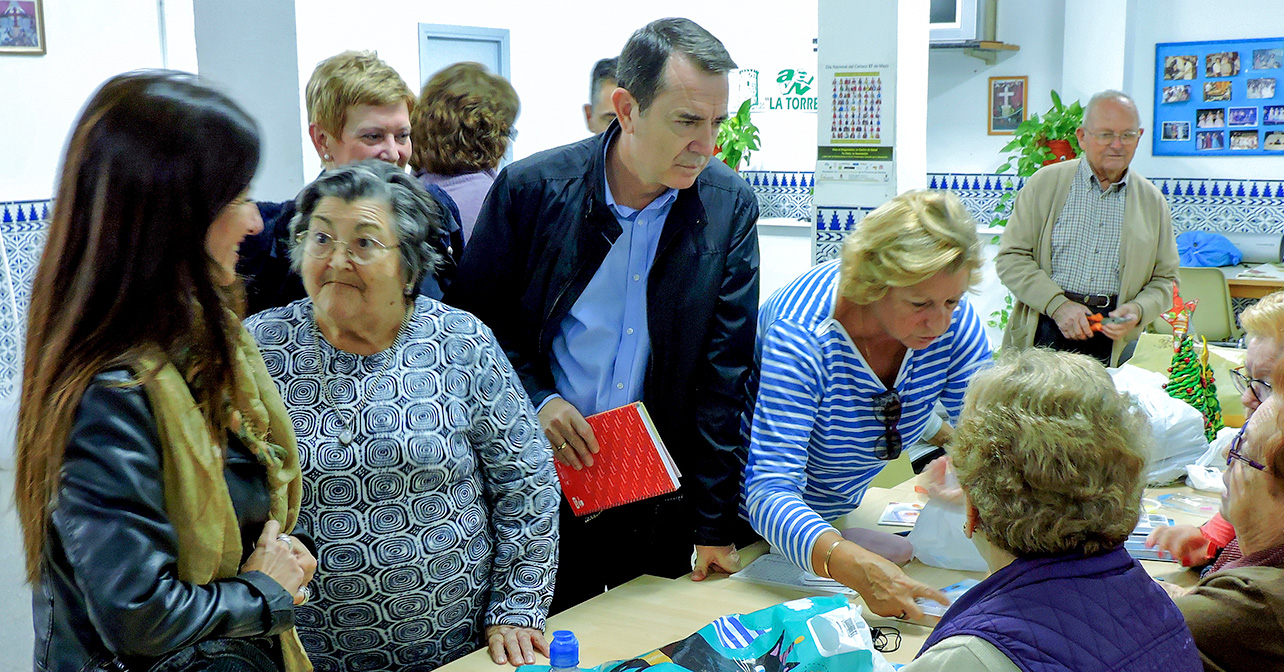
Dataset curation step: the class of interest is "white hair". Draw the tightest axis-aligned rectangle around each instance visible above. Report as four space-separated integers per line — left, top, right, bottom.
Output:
1082 89 1140 129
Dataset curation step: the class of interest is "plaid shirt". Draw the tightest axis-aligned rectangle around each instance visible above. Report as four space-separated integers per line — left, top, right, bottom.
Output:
1049 160 1127 297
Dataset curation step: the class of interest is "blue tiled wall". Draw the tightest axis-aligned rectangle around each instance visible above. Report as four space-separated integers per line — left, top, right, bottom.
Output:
742 171 1284 264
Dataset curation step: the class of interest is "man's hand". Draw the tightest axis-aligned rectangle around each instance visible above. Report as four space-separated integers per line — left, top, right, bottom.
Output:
691 544 741 581
1101 303 1141 341
1052 301 1094 340
1146 524 1215 567
537 397 600 469
485 624 549 667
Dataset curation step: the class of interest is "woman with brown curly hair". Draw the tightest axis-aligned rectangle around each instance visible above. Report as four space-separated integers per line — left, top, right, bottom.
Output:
411 61 519 242
902 349 1199 672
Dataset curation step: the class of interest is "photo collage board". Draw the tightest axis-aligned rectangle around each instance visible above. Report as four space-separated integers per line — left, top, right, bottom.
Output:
1154 37 1284 156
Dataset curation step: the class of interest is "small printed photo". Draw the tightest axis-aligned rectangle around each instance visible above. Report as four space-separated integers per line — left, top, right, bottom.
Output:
1164 55 1198 80
1253 48 1283 70
1248 78 1276 99
1264 105 1284 125
1264 130 1284 150
1161 121 1190 141
1196 108 1225 128
1162 85 1191 103
1230 130 1260 150
1206 51 1241 78
1196 131 1225 151
1204 81 1233 102
1228 106 1259 127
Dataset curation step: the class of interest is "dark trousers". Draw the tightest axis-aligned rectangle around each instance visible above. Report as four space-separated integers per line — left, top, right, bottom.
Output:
1033 312 1115 366
548 494 757 615
548 495 694 615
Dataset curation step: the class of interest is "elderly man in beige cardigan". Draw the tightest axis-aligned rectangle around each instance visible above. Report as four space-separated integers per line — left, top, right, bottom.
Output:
996 89 1178 367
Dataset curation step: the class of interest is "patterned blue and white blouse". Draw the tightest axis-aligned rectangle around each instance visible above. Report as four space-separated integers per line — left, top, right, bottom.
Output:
246 296 559 671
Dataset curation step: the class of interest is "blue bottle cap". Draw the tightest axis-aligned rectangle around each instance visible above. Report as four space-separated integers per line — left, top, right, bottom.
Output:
549 630 579 668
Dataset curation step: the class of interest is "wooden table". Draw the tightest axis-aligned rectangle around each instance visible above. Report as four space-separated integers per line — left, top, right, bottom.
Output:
1220 264 1284 299
438 482 1209 670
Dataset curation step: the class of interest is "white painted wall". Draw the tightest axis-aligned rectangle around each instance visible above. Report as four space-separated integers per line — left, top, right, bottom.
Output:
1126 0 1284 179
288 0 820 194
925 0 1067 174
0 0 166 202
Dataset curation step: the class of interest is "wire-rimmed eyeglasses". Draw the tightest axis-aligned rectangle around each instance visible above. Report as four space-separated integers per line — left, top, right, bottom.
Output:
296 230 395 265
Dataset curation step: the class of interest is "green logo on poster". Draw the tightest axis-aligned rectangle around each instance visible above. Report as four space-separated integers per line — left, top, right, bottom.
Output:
777 69 814 96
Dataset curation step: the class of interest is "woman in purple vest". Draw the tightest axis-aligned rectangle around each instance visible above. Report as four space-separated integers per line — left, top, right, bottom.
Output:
902 349 1200 672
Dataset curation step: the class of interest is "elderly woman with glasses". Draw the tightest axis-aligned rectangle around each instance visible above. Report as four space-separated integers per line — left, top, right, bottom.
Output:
902 349 1200 672
743 190 992 619
244 160 559 670
1148 290 1284 566
1163 388 1284 670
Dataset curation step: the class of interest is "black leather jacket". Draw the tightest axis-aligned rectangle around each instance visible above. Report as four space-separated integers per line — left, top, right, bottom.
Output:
447 123 760 545
33 371 295 672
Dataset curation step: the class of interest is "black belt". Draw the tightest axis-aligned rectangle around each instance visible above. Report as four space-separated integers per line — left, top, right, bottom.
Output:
1064 291 1117 309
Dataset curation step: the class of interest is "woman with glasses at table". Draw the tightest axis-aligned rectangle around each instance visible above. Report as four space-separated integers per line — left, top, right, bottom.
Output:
1148 290 1284 567
244 160 559 670
903 349 1200 672
1163 384 1284 670
743 190 992 620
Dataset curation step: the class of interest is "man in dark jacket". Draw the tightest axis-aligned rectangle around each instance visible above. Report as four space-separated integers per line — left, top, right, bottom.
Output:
447 17 759 613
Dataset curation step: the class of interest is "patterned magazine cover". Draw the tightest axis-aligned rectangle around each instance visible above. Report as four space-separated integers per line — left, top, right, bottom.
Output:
554 402 682 516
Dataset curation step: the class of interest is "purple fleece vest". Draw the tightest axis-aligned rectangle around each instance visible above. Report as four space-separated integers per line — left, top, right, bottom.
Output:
919 546 1200 672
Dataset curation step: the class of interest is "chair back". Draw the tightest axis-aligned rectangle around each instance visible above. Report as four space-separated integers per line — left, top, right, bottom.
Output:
1150 267 1241 342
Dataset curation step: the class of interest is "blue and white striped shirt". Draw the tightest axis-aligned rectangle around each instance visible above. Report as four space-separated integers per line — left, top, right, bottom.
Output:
743 259 992 573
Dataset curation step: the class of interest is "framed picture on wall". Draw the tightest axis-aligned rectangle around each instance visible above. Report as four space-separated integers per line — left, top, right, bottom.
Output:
988 76 1027 135
0 0 45 55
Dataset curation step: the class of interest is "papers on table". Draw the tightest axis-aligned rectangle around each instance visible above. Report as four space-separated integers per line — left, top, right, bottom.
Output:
730 552 857 596
1237 262 1284 280
877 501 924 527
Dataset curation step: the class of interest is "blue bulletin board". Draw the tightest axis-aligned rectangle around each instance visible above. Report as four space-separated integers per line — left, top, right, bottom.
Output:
1153 37 1284 156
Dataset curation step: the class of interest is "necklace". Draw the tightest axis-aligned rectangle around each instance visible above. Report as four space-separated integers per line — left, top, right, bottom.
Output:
312 304 412 446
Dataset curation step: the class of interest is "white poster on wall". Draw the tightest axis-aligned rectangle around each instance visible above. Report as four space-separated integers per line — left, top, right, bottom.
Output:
815 0 900 204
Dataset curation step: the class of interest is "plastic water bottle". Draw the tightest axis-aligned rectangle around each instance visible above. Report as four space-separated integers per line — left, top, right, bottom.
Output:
549 630 581 672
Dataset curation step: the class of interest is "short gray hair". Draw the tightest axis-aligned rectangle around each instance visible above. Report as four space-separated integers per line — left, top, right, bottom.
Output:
1082 89 1140 129
290 160 443 294
616 18 736 112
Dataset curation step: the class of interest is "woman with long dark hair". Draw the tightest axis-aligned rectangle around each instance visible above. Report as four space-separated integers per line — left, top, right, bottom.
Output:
16 71 315 672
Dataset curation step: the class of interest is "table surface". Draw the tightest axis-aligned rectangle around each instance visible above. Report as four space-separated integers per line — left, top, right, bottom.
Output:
438 481 1210 670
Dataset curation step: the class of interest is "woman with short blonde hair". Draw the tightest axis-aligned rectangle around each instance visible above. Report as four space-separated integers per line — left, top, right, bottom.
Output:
903 349 1200 672
744 190 992 621
411 62 519 242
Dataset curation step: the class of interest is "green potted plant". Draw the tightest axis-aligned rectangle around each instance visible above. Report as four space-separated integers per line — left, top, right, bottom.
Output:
715 99 761 172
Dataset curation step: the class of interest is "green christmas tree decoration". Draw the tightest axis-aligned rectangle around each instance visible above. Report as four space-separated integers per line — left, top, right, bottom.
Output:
1161 285 1224 441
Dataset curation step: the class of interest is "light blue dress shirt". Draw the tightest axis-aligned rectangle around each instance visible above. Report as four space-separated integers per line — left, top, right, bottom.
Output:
547 139 678 417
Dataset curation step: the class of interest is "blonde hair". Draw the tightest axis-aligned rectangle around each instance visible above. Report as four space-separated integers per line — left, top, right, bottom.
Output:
306 51 415 136
838 190 983 305
951 349 1150 557
1240 290 1284 343
410 62 519 175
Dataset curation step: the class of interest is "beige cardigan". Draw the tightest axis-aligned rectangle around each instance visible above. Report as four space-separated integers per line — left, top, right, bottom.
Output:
994 159 1179 367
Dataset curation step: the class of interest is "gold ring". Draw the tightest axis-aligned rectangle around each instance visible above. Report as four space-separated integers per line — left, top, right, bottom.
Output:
558 442 569 452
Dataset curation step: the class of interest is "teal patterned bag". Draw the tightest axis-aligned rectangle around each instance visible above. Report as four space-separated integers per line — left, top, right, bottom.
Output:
522 595 894 672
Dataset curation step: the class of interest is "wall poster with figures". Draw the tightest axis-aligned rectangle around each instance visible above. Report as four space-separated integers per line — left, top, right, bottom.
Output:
829 73 883 144
1154 36 1283 156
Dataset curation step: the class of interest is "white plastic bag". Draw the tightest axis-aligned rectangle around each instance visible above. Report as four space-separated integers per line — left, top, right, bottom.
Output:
1109 365 1209 485
907 499 987 572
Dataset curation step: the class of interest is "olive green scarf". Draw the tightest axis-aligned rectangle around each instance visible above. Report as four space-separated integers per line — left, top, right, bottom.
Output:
138 326 311 672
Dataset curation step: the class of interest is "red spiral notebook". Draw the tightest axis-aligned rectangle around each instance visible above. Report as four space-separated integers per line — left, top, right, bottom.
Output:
554 401 682 516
